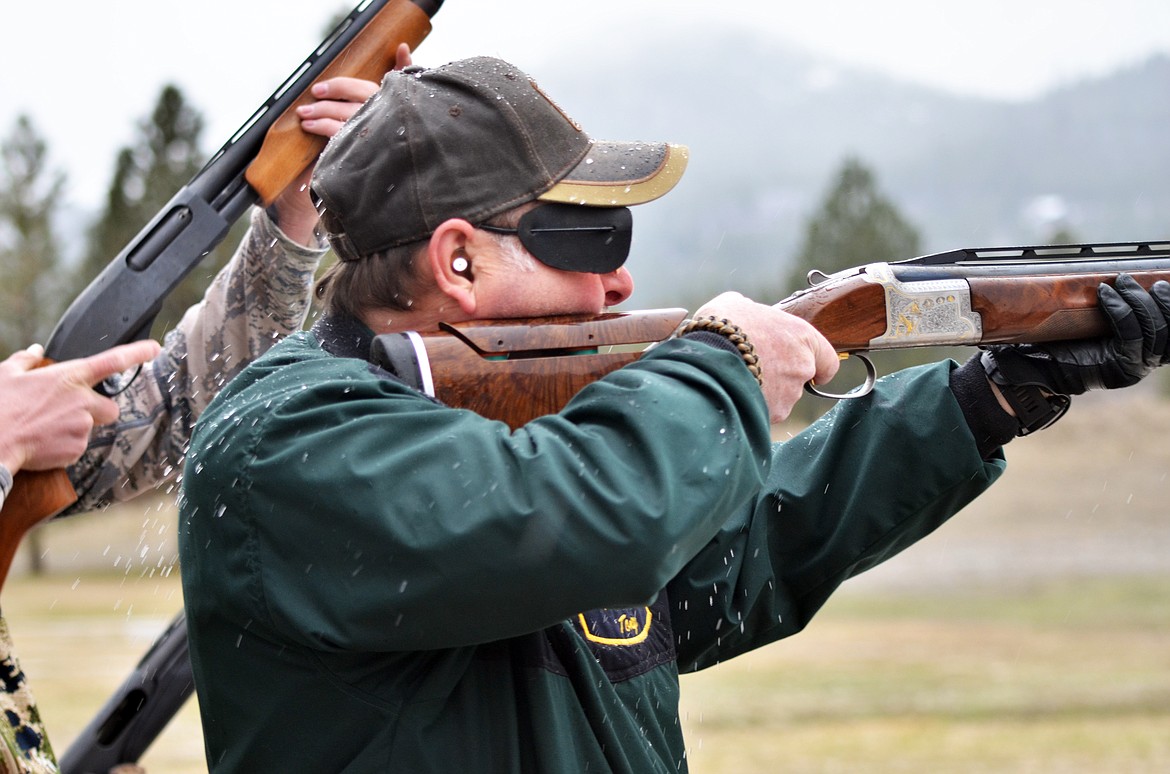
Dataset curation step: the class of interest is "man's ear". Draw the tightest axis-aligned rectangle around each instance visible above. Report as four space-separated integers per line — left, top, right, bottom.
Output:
428 219 479 316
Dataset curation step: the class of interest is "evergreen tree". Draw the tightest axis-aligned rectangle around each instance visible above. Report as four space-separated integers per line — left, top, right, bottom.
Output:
0 115 69 573
782 158 963 422
1046 224 1080 245
0 114 66 356
784 157 921 293
78 84 244 338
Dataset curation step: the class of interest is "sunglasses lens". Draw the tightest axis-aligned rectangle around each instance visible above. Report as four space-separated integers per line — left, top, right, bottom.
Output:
517 204 632 273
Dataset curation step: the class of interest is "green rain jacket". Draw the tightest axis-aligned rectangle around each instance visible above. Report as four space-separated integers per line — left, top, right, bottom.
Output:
179 313 1004 772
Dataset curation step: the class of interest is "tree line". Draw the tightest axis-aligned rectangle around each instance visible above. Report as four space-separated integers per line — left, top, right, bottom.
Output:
0 84 246 358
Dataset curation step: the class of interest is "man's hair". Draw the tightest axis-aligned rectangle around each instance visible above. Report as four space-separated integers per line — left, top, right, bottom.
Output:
314 207 535 319
314 209 430 319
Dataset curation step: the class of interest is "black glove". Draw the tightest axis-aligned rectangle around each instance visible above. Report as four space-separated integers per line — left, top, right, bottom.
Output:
977 274 1170 437
984 273 1170 396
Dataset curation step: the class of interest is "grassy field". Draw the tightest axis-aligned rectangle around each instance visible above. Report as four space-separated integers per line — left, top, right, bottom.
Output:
679 575 1170 773
5 390 1170 772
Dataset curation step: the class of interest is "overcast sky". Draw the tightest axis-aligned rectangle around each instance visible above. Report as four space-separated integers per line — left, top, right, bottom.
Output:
5 0 1170 212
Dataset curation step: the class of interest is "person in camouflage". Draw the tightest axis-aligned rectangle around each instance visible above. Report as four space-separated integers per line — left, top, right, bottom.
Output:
0 208 330 772
0 206 329 771
62 206 330 514
0 61 391 772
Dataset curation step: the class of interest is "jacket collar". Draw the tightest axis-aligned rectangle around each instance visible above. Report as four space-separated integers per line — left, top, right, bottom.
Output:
310 312 374 361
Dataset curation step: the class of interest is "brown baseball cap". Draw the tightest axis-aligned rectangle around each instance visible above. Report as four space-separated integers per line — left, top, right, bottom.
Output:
310 56 689 256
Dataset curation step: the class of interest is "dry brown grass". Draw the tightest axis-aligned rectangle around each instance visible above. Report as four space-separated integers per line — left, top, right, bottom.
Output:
6 389 1170 772
680 574 1170 773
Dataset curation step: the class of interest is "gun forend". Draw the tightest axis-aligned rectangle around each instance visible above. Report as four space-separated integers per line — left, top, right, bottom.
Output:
780 240 1170 353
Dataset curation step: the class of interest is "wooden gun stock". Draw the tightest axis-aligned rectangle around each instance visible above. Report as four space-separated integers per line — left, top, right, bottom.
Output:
2 473 76 591
966 272 1147 344
778 271 1139 352
374 308 689 429
245 0 437 204
775 271 1129 352
1 356 77 595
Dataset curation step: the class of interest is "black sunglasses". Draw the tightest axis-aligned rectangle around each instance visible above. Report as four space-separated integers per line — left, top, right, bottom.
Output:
478 203 633 273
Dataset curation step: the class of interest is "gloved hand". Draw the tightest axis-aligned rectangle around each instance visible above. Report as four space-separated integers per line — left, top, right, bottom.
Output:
983 273 1170 396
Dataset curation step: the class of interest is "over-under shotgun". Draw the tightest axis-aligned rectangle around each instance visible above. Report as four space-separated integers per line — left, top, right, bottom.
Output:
377 240 1170 426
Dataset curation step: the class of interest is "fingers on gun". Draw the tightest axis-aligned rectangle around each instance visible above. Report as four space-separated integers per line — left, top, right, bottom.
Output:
767 318 838 388
1106 274 1168 364
299 77 380 137
0 345 46 375
61 340 161 426
73 340 161 389
810 333 841 387
1151 280 1170 364
393 42 413 71
311 75 381 105
759 318 837 424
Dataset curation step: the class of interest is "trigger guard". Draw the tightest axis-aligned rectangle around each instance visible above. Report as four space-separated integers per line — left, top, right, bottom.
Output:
804 353 877 400
96 364 144 397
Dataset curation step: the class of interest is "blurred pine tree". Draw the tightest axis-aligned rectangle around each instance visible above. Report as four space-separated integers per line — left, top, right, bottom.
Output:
0 115 66 356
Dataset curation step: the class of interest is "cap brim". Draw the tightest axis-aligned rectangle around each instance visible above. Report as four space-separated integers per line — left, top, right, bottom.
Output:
538 142 688 207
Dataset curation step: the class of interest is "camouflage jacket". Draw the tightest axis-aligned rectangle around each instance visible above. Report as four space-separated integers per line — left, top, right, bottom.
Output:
65 207 328 513
0 207 327 772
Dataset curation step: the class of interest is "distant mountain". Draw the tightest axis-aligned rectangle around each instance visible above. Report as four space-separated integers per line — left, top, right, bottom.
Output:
890 55 1170 248
531 26 1170 306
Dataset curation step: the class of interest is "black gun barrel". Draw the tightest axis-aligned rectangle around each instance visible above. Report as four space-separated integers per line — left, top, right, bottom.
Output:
891 240 1170 283
58 613 192 774
43 0 448 363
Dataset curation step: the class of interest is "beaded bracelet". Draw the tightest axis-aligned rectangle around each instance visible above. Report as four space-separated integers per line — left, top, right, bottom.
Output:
678 316 764 385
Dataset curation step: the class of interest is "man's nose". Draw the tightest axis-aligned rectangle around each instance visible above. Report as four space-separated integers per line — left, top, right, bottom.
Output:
603 267 634 307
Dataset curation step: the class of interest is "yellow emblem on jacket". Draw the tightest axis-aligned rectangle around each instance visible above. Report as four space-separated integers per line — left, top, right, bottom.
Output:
577 607 653 646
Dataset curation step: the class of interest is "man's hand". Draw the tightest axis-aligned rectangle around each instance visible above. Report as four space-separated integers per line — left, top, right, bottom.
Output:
0 339 161 474
271 44 413 244
693 292 839 423
984 273 1170 396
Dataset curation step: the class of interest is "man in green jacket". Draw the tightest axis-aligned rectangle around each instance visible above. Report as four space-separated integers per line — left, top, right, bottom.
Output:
178 56 1170 772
